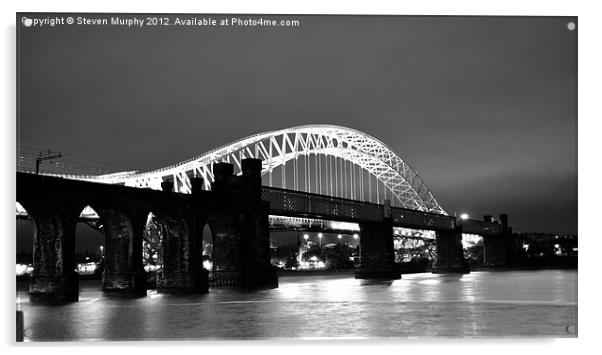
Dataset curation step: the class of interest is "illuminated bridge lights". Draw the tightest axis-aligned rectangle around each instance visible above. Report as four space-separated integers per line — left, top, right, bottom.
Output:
28 125 446 215
461 233 484 248
268 215 360 233
393 227 436 240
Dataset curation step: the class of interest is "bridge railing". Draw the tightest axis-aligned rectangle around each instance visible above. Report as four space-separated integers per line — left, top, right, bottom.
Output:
261 186 384 223
390 207 455 231
262 186 461 231
459 219 502 236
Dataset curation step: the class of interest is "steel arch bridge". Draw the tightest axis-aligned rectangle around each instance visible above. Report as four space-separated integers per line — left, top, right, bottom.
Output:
62 125 446 214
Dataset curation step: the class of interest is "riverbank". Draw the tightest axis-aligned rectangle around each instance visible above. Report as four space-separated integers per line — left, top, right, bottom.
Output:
16 256 577 283
277 268 355 276
471 256 578 271
277 256 577 277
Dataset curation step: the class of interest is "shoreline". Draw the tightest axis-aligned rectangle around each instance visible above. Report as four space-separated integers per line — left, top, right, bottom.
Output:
16 261 577 283
277 264 577 277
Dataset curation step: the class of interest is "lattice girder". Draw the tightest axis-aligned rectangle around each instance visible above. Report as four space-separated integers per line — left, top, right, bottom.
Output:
62 125 446 214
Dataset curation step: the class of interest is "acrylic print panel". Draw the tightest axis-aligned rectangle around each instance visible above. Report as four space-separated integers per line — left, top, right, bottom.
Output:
16 13 577 341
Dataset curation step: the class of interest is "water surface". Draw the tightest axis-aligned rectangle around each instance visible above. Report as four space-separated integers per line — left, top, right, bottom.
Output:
17 270 577 341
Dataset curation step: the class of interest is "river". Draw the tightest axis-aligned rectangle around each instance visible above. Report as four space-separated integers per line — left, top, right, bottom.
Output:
16 269 577 341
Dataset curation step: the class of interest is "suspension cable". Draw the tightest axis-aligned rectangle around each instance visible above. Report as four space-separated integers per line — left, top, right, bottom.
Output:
376 177 380 204
269 165 273 186
368 173 372 202
293 155 297 191
318 154 322 194
343 159 347 198
282 160 286 189
339 157 342 198
315 153 318 194
360 168 364 201
304 154 307 192
334 155 338 197
305 154 309 192
341 161 351 199
351 162 354 200
328 156 334 196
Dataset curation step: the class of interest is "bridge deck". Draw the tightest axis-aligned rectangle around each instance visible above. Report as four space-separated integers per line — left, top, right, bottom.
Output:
261 186 459 231
16 173 501 236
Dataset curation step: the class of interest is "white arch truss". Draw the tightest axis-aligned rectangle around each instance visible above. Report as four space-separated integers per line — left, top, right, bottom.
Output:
66 125 446 214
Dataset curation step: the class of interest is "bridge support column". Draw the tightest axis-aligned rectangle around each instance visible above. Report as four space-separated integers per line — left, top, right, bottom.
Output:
432 228 469 274
210 212 243 287
158 180 209 293
483 236 507 267
210 162 243 287
101 209 147 296
483 214 509 267
355 218 401 280
210 160 278 289
157 222 208 293
26 203 79 302
238 200 278 288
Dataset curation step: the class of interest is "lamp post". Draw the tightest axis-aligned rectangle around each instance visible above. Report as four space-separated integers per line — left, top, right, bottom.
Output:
318 233 323 247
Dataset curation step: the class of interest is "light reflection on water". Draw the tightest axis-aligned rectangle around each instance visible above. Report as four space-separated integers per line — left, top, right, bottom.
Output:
17 270 577 341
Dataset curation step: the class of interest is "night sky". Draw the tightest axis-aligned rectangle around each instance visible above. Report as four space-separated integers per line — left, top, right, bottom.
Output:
17 14 577 249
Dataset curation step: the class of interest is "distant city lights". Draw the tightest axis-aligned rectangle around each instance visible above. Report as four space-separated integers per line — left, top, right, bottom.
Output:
297 260 326 270
144 264 161 272
203 260 213 271
16 264 33 276
461 233 483 248
76 262 98 274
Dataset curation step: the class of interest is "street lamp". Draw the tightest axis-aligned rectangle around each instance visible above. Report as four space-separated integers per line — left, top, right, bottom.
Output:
460 213 469 220
303 234 309 241
99 245 104 261
337 234 342 240
318 233 323 246
353 233 359 240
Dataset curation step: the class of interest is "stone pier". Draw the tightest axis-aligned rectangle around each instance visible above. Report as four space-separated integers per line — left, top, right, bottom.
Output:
210 159 278 289
483 214 510 267
99 208 147 296
26 202 79 302
432 227 469 274
355 214 401 280
156 180 209 293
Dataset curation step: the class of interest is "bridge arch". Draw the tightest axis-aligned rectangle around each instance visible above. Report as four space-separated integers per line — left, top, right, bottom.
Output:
74 125 446 214
200 223 213 266
73 205 105 276
16 201 35 274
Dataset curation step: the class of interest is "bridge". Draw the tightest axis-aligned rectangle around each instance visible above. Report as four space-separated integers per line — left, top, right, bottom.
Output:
16 125 513 302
